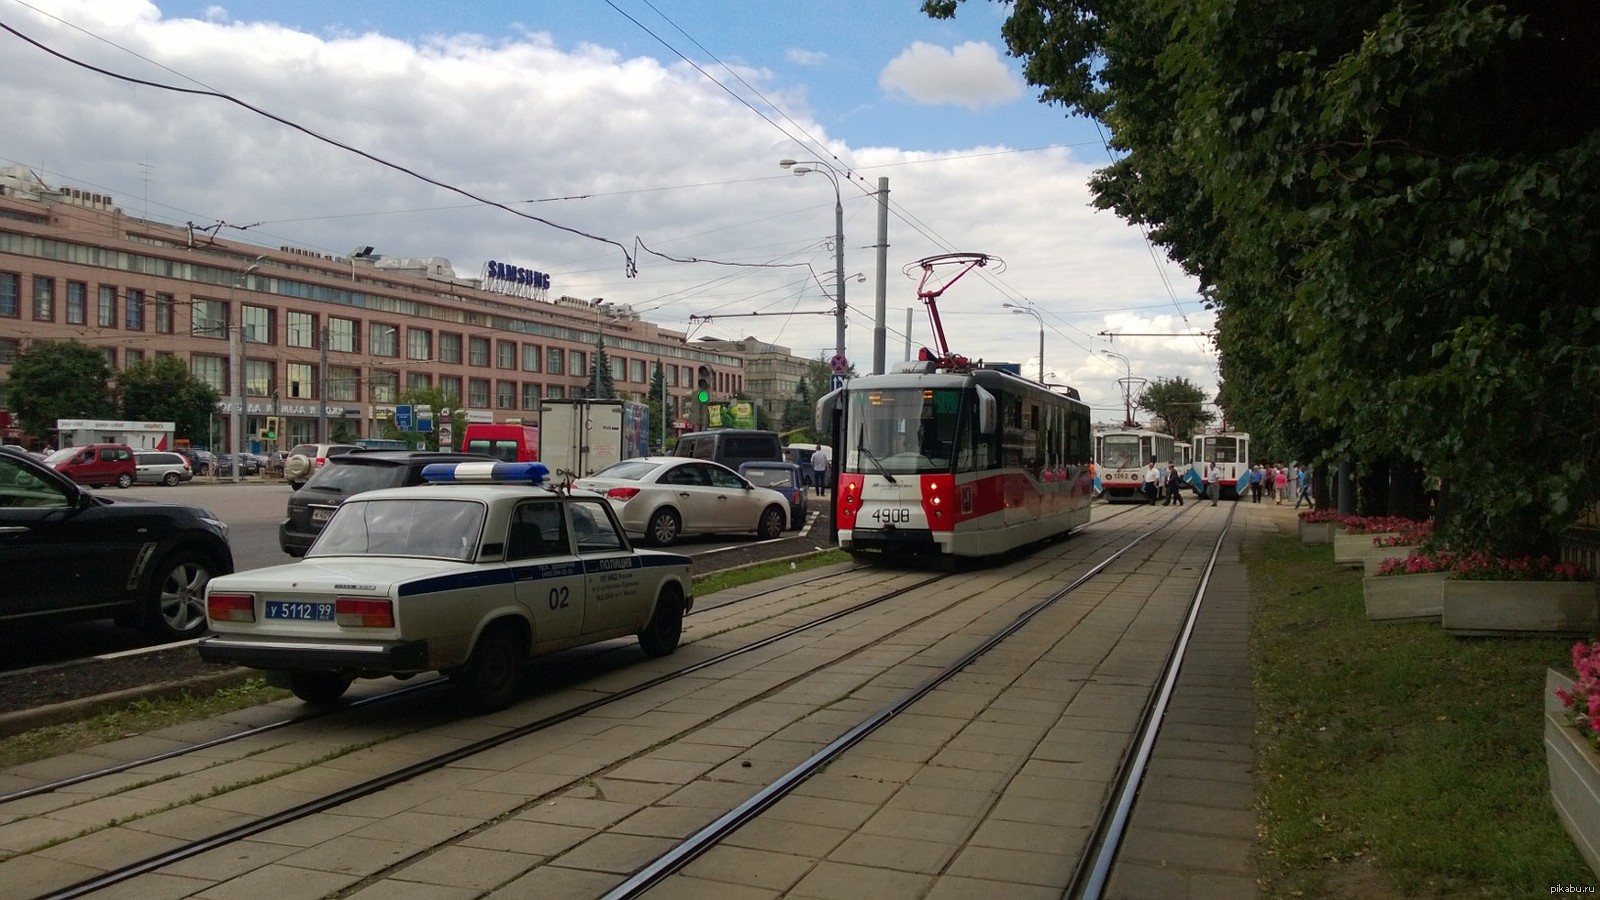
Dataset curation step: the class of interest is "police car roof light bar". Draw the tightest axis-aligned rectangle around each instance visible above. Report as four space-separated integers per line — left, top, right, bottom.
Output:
421 461 550 484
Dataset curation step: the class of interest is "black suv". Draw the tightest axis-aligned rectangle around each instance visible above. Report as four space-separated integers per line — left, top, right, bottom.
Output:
0 446 234 639
279 450 497 556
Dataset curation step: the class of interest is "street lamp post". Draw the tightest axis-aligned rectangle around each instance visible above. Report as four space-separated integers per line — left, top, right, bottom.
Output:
779 159 846 364
1004 303 1044 383
1100 349 1140 427
229 257 263 483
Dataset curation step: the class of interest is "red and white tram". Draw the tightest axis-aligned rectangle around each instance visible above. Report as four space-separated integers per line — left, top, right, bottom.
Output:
1191 431 1250 500
1095 429 1178 503
823 363 1094 559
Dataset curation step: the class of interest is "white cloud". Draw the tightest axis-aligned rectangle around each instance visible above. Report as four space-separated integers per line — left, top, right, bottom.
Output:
878 41 1023 110
786 47 827 66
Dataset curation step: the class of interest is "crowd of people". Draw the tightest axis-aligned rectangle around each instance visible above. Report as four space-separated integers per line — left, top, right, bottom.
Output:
1243 462 1312 507
1132 458 1312 508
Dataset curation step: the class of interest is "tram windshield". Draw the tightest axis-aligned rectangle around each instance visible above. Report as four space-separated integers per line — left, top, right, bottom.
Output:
1100 435 1143 469
845 387 970 475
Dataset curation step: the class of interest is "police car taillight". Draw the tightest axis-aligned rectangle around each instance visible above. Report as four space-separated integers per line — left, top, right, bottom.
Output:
605 487 641 501
335 597 394 628
422 461 550 484
208 593 255 623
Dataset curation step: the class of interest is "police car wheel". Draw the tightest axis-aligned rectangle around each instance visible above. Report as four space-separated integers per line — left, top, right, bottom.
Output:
289 672 351 705
758 506 786 540
454 626 525 713
638 587 684 657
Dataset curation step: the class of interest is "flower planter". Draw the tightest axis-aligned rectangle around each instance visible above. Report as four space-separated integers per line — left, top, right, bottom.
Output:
1333 531 1399 564
1362 571 1448 622
1442 581 1600 638
1363 548 1419 577
1545 669 1600 880
1299 521 1336 544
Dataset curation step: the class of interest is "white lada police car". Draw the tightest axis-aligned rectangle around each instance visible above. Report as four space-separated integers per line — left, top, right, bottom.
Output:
197 462 693 711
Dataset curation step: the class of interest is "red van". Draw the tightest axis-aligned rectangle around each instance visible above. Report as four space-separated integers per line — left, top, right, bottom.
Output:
44 443 137 488
462 424 539 463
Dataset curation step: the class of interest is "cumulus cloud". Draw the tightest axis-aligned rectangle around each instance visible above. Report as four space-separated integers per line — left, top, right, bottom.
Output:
786 47 827 66
878 41 1023 110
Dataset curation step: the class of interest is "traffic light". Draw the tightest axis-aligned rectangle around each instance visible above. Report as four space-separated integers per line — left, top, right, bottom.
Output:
696 389 710 404
265 416 279 440
696 365 710 404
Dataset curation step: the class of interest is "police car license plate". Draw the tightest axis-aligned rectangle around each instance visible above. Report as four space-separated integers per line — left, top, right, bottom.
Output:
311 507 334 523
265 601 334 621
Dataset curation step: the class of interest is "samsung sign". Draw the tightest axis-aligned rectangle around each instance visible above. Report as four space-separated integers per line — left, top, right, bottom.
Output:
483 260 551 300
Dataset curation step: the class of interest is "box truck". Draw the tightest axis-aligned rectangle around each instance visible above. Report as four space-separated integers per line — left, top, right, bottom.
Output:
538 399 649 481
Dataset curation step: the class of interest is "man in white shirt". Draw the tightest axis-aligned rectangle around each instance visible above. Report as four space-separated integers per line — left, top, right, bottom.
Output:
1207 461 1223 506
811 449 829 497
1142 458 1162 503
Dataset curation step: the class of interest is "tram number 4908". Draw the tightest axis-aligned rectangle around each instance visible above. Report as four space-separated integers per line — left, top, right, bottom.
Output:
869 507 913 525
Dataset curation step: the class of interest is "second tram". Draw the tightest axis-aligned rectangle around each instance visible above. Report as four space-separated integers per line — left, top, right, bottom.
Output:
1095 429 1178 503
823 362 1094 559
1192 431 1250 500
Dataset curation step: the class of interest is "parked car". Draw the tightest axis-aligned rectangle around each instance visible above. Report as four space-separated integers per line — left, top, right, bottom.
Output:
574 456 790 546
210 453 261 477
200 461 692 710
267 450 290 474
0 446 234 638
134 450 194 486
43 444 137 488
280 450 497 557
738 461 808 528
180 448 218 476
283 443 363 490
673 429 784 473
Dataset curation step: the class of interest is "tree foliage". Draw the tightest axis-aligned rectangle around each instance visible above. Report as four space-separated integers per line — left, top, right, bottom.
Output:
586 339 617 400
927 0 1600 555
3 340 114 437
1138 376 1214 442
114 355 220 443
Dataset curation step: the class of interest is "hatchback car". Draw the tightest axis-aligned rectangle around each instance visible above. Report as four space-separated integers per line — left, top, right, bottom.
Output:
0 446 234 639
738 461 808 528
280 450 497 556
44 444 137 488
574 456 790 546
284 443 363 490
200 461 692 711
134 450 194 486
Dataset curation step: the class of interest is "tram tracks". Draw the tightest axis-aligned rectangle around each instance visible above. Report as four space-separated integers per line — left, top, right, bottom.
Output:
4 502 1220 898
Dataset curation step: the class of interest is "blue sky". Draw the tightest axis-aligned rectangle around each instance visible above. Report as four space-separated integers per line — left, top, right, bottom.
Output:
2 0 1214 420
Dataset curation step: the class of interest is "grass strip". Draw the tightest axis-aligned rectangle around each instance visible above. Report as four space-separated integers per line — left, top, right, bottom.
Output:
1250 535 1592 897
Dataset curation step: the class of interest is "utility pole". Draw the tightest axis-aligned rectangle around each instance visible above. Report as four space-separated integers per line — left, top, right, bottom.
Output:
872 177 889 375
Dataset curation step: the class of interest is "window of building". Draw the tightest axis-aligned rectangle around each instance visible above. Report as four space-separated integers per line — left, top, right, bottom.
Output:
192 299 228 338
245 359 273 397
242 305 271 343
100 347 116 369
328 317 357 352
286 362 315 399
546 384 565 399
667 365 679 387
439 332 462 364
468 377 490 407
631 359 646 383
611 357 625 382
522 383 541 409
154 293 174 334
469 336 490 367
439 375 461 402
571 350 587 378
497 340 516 369
125 348 144 367
191 355 226 393
370 369 398 403
125 289 144 331
522 343 541 372
66 281 87 324
328 365 360 401
32 276 54 321
547 347 565 375
98 286 117 328
370 322 398 357
494 380 515 408
0 273 18 318
408 372 432 391
0 337 16 365
407 327 431 361
285 310 315 348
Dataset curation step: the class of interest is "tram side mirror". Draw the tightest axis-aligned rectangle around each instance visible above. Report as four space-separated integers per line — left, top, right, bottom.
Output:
974 385 996 435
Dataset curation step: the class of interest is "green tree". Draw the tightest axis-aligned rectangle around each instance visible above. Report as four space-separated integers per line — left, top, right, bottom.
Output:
926 0 1600 556
114 355 220 444
376 387 465 451
1138 377 1214 443
586 338 617 400
647 361 667 448
3 340 115 437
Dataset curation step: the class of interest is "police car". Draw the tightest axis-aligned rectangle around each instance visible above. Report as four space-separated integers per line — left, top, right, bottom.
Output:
197 462 693 712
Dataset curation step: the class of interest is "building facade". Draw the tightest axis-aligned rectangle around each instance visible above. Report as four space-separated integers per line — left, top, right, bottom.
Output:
0 166 760 451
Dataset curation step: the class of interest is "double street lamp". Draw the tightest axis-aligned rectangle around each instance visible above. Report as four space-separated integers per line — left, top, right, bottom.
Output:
779 159 846 364
1003 302 1044 383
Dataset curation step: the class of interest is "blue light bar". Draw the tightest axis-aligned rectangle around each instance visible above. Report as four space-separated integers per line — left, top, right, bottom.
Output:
421 461 550 484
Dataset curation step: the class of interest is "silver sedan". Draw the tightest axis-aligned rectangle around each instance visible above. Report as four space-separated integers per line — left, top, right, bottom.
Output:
575 456 791 546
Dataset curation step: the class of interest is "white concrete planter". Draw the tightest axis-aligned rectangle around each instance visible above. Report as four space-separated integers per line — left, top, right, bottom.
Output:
1299 521 1336 544
1545 669 1600 880
1442 581 1600 638
1362 571 1448 622
1333 531 1399 564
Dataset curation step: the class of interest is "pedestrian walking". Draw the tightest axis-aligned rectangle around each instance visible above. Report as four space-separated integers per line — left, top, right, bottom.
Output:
1295 465 1312 508
1142 458 1162 504
1206 460 1222 506
811 449 828 497
1248 465 1264 503
1164 463 1185 506
1274 465 1288 505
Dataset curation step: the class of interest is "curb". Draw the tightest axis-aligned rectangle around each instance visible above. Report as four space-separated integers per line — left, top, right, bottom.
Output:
0 669 260 740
